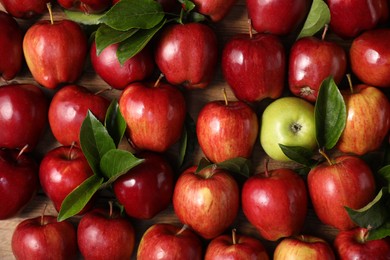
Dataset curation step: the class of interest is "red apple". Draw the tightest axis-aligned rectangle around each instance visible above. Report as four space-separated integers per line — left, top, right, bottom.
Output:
119 81 186 152
90 41 155 90
350 28 390 88
39 145 94 213
196 97 259 163
23 18 88 89
57 0 111 13
274 235 336 260
113 152 174 219
11 215 78 260
241 168 308 241
246 0 310 35
77 206 135 260
154 22 218 89
48 84 110 146
137 223 203 260
0 0 50 19
307 155 376 231
337 84 390 155
172 166 240 239
0 149 39 220
205 229 270 260
334 227 390 260
0 84 48 152
221 32 285 103
192 0 238 22
288 36 347 102
0 11 23 80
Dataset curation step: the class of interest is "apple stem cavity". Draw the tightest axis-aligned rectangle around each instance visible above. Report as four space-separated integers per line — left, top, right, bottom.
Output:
346 74 354 94
231 228 237 245
319 149 333 165
154 73 164 88
47 2 54 25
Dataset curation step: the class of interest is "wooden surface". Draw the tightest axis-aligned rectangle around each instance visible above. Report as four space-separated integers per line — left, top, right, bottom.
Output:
0 1 343 259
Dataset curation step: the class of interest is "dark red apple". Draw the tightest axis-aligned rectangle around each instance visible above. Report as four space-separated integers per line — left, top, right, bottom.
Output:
154 22 218 89
241 168 308 241
57 0 111 13
0 0 50 19
137 223 203 260
0 149 39 220
90 41 155 90
48 84 110 146
119 81 186 152
39 145 94 213
11 215 78 260
221 32 285 103
113 152 174 219
192 0 238 21
23 18 88 89
0 84 48 152
172 166 240 239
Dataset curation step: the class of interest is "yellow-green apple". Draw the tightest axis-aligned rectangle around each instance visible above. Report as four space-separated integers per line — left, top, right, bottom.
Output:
274 235 336 260
337 84 390 155
0 149 39 220
222 32 285 103
137 224 203 260
350 28 390 88
113 152 174 219
23 18 87 89
172 166 240 239
307 155 376 231
39 146 94 213
57 0 111 13
241 168 308 241
288 36 347 102
154 22 218 89
334 227 390 259
119 81 186 152
48 84 110 146
11 215 78 260
196 98 259 163
0 11 23 80
192 0 238 22
246 0 310 35
260 97 316 162
77 206 135 259
90 41 155 90
0 0 50 19
0 84 48 152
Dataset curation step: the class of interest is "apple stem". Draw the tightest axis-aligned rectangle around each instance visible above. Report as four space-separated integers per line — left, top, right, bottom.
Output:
94 87 111 96
47 3 54 25
176 224 188 236
154 73 164 88
346 74 354 94
319 149 333 165
358 228 369 243
68 142 76 160
16 144 29 160
264 159 271 178
231 228 237 245
247 19 253 39
41 204 48 226
222 88 229 106
321 24 329 41
108 201 113 218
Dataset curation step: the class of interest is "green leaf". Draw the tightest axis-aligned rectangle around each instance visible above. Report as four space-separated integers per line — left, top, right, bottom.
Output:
116 18 166 65
99 0 165 31
195 157 213 173
58 175 104 221
80 111 116 175
297 0 330 39
279 144 318 168
314 76 346 150
216 157 252 178
178 114 197 169
104 100 127 147
95 24 139 55
367 221 390 240
64 9 105 25
379 165 390 188
179 0 196 12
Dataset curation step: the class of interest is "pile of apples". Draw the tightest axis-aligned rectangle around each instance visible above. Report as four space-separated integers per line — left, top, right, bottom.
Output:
1 0 390 259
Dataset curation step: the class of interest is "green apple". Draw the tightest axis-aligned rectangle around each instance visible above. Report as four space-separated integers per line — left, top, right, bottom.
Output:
260 97 317 161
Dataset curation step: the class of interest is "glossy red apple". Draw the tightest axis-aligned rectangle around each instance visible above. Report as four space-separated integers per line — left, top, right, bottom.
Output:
23 18 88 89
137 223 203 260
192 0 238 21
196 97 259 163
0 0 50 19
334 227 390 259
0 149 39 220
246 0 310 35
113 152 174 219
288 36 347 102
77 206 135 260
154 22 218 89
0 84 48 152
221 32 285 103
308 155 376 231
241 168 308 241
274 235 336 260
205 229 270 260
0 11 23 80
119 81 186 152
350 28 390 88
48 84 110 146
90 41 155 90
57 0 111 13
173 166 240 239
39 145 94 213
337 84 390 155
11 215 78 260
